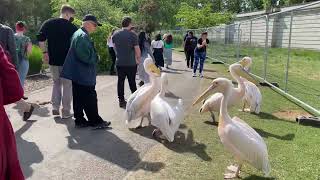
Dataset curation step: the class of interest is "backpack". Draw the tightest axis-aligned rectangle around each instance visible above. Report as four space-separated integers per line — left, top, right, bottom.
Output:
14 35 28 61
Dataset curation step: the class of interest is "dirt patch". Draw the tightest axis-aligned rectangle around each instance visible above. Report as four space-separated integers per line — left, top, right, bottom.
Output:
273 109 311 121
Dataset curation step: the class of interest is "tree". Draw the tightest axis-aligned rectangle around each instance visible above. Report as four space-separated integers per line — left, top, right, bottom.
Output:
175 2 233 29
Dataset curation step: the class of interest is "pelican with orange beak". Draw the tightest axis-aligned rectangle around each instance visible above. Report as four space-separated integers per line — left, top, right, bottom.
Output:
197 61 258 122
126 57 161 128
193 78 270 178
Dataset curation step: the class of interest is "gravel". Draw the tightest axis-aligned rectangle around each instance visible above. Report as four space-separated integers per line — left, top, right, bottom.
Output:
24 73 53 95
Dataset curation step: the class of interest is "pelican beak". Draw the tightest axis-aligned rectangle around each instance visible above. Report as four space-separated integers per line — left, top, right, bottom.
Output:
237 67 259 85
148 64 161 77
193 85 215 106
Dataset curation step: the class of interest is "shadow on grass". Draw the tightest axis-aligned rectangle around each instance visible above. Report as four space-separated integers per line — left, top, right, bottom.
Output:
254 128 295 141
242 175 275 180
131 127 212 161
163 130 212 161
204 120 218 126
253 112 296 124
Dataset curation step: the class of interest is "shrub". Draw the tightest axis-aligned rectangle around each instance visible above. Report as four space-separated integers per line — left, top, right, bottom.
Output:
27 45 43 75
73 19 116 72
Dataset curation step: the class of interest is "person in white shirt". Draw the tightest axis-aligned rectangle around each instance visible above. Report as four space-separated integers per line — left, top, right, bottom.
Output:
107 29 117 75
151 34 164 69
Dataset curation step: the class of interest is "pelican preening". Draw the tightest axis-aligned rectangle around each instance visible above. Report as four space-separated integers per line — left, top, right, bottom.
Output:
239 57 262 114
126 57 161 128
150 73 184 142
193 78 270 178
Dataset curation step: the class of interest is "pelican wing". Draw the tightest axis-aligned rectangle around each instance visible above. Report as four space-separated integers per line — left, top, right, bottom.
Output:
201 93 223 113
150 96 184 142
243 80 262 114
126 84 153 120
220 116 270 175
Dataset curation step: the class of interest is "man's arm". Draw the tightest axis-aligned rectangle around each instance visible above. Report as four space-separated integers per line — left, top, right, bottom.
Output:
134 45 141 64
37 21 49 63
7 28 18 67
74 36 95 65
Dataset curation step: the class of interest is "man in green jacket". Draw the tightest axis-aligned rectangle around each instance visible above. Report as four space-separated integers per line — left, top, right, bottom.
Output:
62 14 111 129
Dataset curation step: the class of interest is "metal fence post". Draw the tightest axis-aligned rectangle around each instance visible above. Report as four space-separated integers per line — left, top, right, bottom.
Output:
237 23 241 61
264 15 269 80
285 12 294 93
249 20 252 46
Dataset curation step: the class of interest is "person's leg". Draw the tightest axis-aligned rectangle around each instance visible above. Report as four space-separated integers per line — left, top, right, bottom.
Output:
127 66 137 93
58 67 73 118
72 82 86 124
17 58 29 89
191 51 195 68
109 47 116 74
193 51 200 74
117 66 126 103
199 52 206 76
50 65 62 114
82 85 101 124
186 51 191 68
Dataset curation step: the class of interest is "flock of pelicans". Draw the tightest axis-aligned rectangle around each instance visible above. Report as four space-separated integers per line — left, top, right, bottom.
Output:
125 57 269 178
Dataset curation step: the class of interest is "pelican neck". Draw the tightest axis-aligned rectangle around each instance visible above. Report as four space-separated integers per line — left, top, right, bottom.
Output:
230 66 245 94
219 86 233 124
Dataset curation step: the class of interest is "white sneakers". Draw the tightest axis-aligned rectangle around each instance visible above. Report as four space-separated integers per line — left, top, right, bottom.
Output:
192 73 204 78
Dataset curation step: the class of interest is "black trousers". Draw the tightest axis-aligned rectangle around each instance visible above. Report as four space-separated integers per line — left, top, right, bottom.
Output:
108 47 116 73
186 49 194 68
116 66 137 101
72 82 102 125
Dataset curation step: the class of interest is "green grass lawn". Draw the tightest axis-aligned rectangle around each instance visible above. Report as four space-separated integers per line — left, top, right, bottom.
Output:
207 44 320 111
173 41 320 111
127 61 320 180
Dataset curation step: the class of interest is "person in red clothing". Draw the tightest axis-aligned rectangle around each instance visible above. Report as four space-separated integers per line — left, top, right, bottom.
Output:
0 44 25 180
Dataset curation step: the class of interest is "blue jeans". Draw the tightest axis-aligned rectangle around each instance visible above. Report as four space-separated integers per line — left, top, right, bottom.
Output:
193 51 206 74
18 58 29 89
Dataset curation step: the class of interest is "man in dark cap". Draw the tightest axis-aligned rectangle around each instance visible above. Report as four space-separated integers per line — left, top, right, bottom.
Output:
61 14 111 129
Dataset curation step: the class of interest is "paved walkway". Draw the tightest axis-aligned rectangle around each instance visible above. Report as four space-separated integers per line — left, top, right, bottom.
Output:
6 53 204 180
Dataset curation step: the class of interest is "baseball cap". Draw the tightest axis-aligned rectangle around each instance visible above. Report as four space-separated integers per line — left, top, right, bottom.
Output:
83 14 102 26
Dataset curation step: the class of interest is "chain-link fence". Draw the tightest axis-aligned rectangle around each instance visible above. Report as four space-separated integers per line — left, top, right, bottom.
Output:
163 2 320 116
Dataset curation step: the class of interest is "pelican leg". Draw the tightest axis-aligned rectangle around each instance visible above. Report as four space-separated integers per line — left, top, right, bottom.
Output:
147 113 152 126
136 116 144 129
210 111 215 122
242 101 246 112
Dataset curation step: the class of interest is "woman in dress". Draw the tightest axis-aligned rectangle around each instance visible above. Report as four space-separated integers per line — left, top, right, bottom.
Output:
151 33 164 69
107 29 117 75
138 31 155 86
163 34 173 69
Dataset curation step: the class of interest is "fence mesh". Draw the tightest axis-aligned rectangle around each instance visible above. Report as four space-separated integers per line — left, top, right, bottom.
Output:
162 3 320 115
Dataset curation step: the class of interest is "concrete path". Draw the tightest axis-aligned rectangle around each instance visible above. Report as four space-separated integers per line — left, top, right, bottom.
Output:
6 53 205 180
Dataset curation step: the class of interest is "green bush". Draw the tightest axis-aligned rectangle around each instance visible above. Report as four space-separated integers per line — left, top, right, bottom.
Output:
27 45 43 75
73 19 116 72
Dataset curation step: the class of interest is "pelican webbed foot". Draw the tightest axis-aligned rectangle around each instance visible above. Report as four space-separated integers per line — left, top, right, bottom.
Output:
224 164 241 179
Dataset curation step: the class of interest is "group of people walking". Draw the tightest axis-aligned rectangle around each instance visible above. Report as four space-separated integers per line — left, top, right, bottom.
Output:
184 31 210 78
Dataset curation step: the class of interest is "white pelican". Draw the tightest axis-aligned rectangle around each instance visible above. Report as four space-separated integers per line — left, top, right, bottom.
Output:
239 57 262 114
126 57 161 128
193 78 270 178
198 63 256 122
150 73 184 142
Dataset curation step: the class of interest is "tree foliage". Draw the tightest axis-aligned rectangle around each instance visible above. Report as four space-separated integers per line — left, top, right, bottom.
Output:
175 3 233 29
